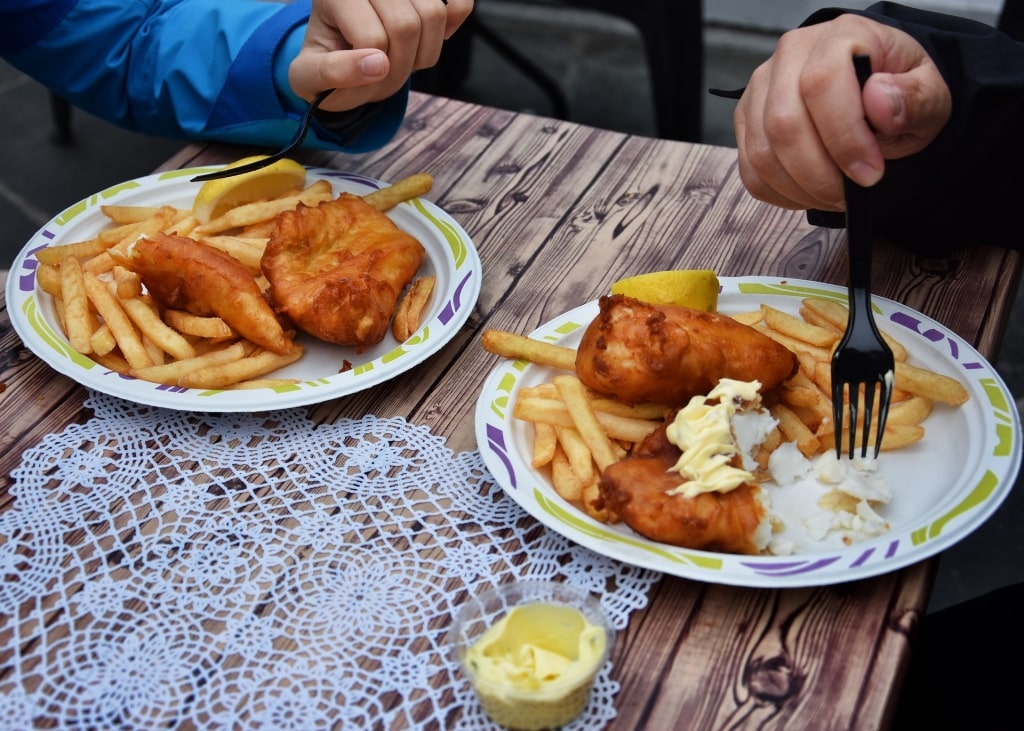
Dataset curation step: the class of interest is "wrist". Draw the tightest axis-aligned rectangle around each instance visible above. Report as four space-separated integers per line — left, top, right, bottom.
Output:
274 24 310 116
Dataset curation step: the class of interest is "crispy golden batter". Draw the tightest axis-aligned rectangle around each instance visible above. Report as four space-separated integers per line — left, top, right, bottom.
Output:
576 294 798 406
598 421 769 555
117 232 292 354
261 193 425 349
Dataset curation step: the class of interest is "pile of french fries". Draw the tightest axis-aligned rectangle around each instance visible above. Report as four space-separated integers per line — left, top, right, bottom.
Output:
482 297 970 524
741 298 968 458
34 171 435 390
481 329 665 523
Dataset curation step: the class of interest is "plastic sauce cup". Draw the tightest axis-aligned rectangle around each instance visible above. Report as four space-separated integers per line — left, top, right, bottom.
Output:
449 580 615 729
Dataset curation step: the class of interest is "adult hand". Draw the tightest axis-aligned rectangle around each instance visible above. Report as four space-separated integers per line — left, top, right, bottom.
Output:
289 0 474 111
734 13 951 211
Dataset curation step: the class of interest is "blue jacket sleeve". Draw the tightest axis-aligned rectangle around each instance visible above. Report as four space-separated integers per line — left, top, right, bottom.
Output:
802 3 1024 254
0 0 406 153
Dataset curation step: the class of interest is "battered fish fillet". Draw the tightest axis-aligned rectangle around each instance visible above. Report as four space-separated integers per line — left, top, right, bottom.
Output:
598 422 770 555
576 294 798 406
118 232 292 354
261 193 425 349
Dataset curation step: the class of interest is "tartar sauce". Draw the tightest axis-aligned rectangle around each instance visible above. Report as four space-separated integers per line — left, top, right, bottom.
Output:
465 602 606 700
665 378 769 498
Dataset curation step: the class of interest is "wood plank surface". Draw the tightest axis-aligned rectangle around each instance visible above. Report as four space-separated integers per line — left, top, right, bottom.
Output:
2 91 1020 730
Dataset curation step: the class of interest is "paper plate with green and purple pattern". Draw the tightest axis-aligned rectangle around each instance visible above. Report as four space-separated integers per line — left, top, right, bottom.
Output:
475 277 1022 588
7 167 481 411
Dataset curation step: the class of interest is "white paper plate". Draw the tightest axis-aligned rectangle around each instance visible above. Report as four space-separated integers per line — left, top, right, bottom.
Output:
7 167 481 411
475 277 1022 587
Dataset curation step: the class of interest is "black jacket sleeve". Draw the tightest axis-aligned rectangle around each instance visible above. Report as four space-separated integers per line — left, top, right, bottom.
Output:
803 2 1024 254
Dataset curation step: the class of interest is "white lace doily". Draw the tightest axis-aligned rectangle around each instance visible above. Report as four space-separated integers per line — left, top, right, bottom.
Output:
1 392 660 730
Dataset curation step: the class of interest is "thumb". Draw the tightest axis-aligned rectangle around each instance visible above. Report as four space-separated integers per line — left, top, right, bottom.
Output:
289 49 390 105
862 68 951 159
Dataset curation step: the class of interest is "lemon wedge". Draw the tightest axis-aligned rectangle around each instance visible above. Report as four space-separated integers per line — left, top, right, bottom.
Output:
610 269 720 311
192 156 307 224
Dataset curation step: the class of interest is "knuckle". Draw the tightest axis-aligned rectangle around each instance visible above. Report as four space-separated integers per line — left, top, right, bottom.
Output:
797 63 833 103
761 107 804 149
351 28 389 51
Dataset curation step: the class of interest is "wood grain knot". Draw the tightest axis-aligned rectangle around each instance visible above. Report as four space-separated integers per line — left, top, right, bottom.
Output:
746 655 805 704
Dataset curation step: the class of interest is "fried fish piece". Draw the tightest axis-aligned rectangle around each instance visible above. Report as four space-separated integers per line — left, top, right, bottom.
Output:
576 294 798 406
261 193 426 349
598 420 770 555
115 232 292 354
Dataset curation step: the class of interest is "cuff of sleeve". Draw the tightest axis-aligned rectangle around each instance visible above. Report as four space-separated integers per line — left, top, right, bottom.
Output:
798 7 849 28
807 210 847 229
308 85 410 152
273 22 310 117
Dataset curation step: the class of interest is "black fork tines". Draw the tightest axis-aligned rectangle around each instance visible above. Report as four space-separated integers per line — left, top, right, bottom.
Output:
833 378 893 459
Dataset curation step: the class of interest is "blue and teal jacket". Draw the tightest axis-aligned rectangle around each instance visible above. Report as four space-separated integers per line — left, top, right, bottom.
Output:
0 0 406 152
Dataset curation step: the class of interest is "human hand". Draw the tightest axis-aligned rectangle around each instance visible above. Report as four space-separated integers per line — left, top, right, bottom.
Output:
289 0 474 111
734 13 951 212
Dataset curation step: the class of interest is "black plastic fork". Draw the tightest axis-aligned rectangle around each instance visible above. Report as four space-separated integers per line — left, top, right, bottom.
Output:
190 89 335 183
830 55 895 459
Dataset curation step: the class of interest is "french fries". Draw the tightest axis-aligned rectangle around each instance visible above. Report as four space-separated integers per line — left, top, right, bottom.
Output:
176 344 304 389
762 305 836 348
164 309 235 339
484 295 969 526
101 204 164 224
513 395 663 443
895 361 969 406
193 179 334 235
770 402 821 458
81 272 153 369
802 297 909 362
392 275 437 341
531 422 558 468
118 296 197 361
486 332 665 521
553 375 621 472
743 300 957 451
362 172 433 211
59 257 95 354
481 329 577 371
550 445 584 502
130 341 254 385
36 170 435 390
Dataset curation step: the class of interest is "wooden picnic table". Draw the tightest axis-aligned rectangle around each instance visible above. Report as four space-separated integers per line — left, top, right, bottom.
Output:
2 91 1020 729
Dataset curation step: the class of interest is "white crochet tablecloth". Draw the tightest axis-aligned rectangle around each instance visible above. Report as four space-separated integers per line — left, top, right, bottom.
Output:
0 392 660 730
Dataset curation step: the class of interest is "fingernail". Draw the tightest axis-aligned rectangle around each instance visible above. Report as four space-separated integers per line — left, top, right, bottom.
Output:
849 160 883 187
882 82 905 120
361 52 387 77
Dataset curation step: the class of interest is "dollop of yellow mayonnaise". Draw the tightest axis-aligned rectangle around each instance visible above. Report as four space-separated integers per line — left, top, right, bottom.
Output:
665 378 762 498
465 602 607 700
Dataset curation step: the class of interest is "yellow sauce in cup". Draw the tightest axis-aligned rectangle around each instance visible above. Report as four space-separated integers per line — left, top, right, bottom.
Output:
464 601 608 729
